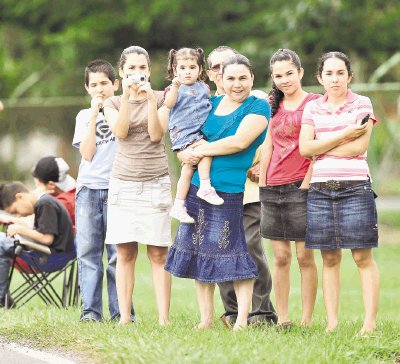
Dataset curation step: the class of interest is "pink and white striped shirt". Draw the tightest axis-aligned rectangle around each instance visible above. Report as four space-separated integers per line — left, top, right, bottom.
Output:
302 90 377 182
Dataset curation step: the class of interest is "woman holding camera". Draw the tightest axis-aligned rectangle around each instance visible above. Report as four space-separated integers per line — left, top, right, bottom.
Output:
104 46 172 325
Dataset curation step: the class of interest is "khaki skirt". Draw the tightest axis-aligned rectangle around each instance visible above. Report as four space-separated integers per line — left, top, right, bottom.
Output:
106 176 172 246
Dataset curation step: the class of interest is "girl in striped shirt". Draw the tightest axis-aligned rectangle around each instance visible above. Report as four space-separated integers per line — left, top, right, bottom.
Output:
300 51 379 335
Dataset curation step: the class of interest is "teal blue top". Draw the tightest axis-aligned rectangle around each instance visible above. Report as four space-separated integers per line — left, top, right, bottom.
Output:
192 95 270 193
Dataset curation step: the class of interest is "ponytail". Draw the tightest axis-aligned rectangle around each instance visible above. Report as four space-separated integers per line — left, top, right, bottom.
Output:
196 47 207 81
268 83 284 117
166 49 177 81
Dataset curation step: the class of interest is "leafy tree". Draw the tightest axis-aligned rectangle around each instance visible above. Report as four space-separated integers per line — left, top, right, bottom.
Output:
0 0 399 98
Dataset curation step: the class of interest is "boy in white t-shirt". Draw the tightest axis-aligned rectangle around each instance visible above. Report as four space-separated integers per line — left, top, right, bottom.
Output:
73 59 134 322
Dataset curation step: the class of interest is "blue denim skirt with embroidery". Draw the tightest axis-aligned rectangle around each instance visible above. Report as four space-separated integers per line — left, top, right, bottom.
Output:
165 184 258 283
305 180 378 250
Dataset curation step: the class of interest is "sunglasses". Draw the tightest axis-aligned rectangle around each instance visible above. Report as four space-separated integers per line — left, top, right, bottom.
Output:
209 63 223 73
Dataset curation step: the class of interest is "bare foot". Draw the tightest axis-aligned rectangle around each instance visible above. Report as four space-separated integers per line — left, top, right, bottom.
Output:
197 321 213 329
277 316 289 325
233 323 246 332
159 319 171 326
325 324 338 333
359 324 376 336
300 320 312 327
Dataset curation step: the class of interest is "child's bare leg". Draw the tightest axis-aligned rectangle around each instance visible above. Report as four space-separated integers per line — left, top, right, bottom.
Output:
170 164 195 223
195 140 224 205
196 139 211 183
352 248 380 334
176 164 194 200
197 156 212 181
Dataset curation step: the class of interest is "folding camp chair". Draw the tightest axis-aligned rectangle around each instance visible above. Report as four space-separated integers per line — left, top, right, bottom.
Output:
6 234 79 309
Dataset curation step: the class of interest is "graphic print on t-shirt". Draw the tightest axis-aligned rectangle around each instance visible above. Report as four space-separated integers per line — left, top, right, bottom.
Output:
95 119 115 146
273 113 299 161
96 119 113 140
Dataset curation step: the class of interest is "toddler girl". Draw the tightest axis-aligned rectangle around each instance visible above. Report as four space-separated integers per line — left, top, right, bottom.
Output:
165 47 223 224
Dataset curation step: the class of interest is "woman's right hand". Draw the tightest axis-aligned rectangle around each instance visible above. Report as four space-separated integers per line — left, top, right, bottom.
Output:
121 76 136 96
177 148 203 166
247 163 260 183
342 122 368 140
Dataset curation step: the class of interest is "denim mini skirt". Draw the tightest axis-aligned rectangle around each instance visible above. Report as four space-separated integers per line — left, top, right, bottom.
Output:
165 184 258 283
305 180 378 250
260 181 308 241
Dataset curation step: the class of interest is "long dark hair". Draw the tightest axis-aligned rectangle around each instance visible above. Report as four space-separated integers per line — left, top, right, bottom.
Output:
317 51 353 78
268 49 302 117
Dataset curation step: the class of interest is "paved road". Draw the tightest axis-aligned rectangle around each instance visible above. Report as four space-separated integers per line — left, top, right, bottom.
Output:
0 338 79 364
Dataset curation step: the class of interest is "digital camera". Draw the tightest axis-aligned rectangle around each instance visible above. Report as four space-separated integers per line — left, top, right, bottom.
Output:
127 74 147 83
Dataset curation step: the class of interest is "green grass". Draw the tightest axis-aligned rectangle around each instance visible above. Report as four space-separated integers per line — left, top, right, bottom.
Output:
379 211 400 229
377 179 400 196
1 232 400 363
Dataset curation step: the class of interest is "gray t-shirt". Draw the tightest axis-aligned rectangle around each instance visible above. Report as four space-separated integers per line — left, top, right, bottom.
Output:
72 109 117 192
104 92 169 181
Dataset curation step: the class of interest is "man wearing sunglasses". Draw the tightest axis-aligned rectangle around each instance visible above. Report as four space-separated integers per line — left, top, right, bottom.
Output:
206 46 277 327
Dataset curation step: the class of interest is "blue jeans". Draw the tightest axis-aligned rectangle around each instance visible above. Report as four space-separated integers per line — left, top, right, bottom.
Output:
0 232 14 299
76 187 134 321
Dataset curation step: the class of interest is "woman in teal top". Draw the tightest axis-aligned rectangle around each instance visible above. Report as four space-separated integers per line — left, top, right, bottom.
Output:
166 54 270 331
192 94 267 193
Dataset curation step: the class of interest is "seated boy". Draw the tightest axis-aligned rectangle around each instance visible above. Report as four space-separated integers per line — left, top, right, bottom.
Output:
0 181 74 307
32 156 77 231
0 156 76 231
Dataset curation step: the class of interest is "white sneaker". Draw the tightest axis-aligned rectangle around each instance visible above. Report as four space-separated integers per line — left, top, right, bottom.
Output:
196 187 224 205
169 205 195 224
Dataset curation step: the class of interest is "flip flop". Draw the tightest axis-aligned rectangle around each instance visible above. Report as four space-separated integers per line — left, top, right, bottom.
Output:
220 314 233 330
